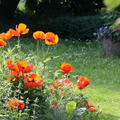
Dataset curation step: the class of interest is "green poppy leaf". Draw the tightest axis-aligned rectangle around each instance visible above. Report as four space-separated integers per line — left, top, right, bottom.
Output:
66 101 76 115
104 0 120 11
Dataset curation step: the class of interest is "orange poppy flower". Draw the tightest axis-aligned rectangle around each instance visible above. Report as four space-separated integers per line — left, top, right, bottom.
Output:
11 70 22 78
17 61 27 69
0 29 15 41
62 78 73 85
50 78 73 93
87 107 96 112
77 76 90 89
86 103 96 112
0 39 7 46
24 74 43 88
60 63 73 74
80 102 86 106
27 74 42 82
45 32 59 45
18 102 25 110
16 23 29 35
33 31 45 40
6 60 33 80
8 28 20 37
55 78 73 86
17 61 33 74
51 102 60 107
6 98 25 110
6 60 14 69
87 104 94 108
23 64 34 73
50 85 57 91
5 29 14 40
0 33 7 40
0 33 10 41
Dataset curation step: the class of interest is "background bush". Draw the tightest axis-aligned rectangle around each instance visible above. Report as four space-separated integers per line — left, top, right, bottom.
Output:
32 15 105 41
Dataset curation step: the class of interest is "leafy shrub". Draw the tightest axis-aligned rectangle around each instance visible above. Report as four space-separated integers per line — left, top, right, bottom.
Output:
32 16 104 41
0 23 99 120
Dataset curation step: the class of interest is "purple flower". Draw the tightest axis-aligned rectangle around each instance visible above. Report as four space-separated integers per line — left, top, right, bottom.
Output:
98 27 104 32
104 29 110 34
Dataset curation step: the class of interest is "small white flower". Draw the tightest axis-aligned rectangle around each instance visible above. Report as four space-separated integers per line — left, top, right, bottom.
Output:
75 108 86 116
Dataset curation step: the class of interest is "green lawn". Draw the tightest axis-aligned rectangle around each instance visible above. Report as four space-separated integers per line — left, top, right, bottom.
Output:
1 38 120 120
28 39 120 120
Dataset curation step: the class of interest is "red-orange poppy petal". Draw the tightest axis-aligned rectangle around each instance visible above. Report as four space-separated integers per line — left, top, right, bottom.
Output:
87 107 96 112
25 81 42 88
8 29 20 37
5 30 13 40
6 60 14 69
18 102 25 110
0 33 7 40
45 32 59 45
17 61 27 68
33 31 45 40
28 74 42 82
55 78 73 86
24 75 43 88
50 85 57 91
22 28 29 35
0 39 7 46
88 104 94 108
11 70 22 78
80 102 86 106
16 23 29 35
0 30 14 41
77 76 90 89
51 102 60 107
11 65 19 72
63 78 73 85
60 63 73 74
23 64 34 73
6 98 25 110
25 78 43 88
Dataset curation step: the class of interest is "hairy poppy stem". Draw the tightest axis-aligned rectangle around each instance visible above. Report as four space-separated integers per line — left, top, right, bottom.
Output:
7 41 11 48
37 40 40 56
17 37 21 49
44 46 50 58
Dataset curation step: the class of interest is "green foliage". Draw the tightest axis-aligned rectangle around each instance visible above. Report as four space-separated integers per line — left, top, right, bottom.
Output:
35 16 104 40
66 101 76 115
100 11 118 26
104 0 120 11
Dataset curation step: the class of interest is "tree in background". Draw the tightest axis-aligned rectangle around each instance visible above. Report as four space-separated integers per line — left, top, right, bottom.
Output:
0 0 104 19
0 0 20 19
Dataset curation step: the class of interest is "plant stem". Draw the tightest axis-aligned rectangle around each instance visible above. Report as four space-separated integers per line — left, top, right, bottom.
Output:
37 40 40 57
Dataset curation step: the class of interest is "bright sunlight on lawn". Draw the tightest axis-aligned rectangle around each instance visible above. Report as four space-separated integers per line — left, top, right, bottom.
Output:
8 38 120 120
34 39 120 120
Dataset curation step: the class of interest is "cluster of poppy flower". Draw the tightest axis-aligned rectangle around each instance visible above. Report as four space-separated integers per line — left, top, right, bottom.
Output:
0 23 59 47
6 98 25 110
6 60 43 88
0 23 94 114
6 60 44 110
50 63 90 94
80 102 96 112
60 63 90 90
0 23 29 46
33 31 59 45
50 78 73 94
50 63 96 112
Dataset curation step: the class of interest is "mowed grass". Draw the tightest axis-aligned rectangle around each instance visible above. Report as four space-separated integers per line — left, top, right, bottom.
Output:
1 38 120 120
